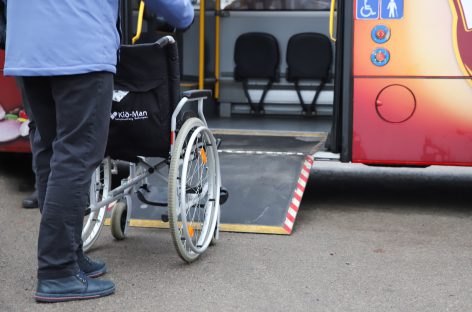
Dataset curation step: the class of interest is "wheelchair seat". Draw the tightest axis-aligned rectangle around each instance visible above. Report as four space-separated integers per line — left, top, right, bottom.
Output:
106 41 181 161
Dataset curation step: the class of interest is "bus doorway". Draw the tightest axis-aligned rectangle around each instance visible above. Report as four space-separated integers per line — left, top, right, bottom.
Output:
121 0 334 234
210 0 335 137
127 0 335 136
188 0 335 233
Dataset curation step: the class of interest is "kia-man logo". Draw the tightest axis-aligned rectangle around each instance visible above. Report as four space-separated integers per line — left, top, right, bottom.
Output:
110 110 149 121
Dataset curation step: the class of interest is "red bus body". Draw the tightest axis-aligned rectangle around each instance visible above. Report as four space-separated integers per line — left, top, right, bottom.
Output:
0 50 30 153
351 0 472 166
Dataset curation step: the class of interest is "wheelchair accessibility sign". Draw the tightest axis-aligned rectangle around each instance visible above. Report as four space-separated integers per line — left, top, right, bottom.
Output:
357 0 380 19
356 0 404 20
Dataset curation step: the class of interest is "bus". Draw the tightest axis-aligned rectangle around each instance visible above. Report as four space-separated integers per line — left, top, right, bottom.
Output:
176 0 472 166
2 0 471 166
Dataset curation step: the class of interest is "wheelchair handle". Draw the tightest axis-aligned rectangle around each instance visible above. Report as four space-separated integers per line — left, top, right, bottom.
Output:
155 35 176 48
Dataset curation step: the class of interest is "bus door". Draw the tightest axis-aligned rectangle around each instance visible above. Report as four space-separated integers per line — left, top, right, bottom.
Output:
216 0 334 121
333 0 472 165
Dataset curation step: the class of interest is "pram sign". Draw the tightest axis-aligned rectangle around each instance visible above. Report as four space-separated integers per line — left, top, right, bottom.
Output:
381 0 404 20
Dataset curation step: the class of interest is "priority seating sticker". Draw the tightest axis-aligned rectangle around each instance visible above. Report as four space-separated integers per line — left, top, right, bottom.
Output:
356 0 404 20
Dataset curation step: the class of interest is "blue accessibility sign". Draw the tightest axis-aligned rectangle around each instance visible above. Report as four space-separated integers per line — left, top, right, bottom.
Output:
356 0 380 20
381 0 404 19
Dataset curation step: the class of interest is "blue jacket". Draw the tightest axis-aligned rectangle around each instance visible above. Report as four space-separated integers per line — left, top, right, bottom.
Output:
4 0 194 76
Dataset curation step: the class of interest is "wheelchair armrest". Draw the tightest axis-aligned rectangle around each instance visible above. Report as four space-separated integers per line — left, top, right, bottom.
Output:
182 89 212 100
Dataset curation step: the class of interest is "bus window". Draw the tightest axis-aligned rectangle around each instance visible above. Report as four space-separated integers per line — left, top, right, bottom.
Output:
191 0 216 10
221 0 331 10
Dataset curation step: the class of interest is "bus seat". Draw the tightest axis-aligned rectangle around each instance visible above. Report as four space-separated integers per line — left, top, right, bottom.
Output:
286 32 332 115
234 32 280 115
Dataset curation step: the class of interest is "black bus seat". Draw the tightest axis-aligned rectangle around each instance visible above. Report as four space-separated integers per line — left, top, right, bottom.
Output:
286 32 332 116
234 32 280 115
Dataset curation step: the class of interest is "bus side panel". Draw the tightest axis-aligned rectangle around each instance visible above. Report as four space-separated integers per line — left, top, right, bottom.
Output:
0 50 30 153
352 78 472 166
351 0 472 166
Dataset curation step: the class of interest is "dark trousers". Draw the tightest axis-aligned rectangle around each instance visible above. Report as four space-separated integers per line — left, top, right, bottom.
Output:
15 77 37 178
22 72 113 279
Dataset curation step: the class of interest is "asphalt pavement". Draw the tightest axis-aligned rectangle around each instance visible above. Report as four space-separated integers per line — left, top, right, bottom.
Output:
1 153 472 312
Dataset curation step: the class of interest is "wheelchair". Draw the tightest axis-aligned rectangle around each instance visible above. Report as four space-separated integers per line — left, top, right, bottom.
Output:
81 36 223 263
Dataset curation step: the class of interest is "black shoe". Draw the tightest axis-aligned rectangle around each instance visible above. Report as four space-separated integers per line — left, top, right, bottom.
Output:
34 271 115 303
22 190 38 209
77 253 107 278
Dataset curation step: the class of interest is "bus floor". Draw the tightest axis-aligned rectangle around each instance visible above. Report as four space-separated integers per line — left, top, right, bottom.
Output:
207 114 332 137
125 114 327 235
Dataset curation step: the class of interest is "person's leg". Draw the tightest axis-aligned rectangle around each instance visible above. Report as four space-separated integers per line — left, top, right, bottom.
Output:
22 75 107 278
33 72 113 279
23 73 115 303
15 77 39 209
21 77 55 214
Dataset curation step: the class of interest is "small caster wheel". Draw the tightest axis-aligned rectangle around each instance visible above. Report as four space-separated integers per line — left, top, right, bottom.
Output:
111 201 127 240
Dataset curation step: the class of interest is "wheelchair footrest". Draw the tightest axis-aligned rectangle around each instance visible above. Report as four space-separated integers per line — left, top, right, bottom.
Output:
136 189 168 207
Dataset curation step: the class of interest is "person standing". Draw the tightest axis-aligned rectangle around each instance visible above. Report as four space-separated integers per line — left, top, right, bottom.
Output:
1 1 38 208
4 0 194 303
16 77 40 209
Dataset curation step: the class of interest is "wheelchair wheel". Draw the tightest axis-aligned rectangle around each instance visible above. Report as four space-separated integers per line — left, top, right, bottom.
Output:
110 201 127 240
210 218 219 246
168 118 221 262
82 158 111 252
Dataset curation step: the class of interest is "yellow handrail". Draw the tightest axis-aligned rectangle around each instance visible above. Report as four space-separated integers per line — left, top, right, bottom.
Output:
329 0 337 42
199 0 206 90
132 1 145 45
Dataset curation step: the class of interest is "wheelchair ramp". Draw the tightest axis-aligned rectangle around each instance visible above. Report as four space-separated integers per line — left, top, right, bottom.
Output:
122 130 325 235
214 132 323 234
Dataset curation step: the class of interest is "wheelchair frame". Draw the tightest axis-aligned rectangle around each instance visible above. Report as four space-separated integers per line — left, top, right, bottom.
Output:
83 36 221 263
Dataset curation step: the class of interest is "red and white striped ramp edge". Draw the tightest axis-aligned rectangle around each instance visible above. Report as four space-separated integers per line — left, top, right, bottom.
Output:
283 155 314 234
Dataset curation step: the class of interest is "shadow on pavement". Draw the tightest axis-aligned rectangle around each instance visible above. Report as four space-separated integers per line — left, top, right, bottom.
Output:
303 162 472 216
